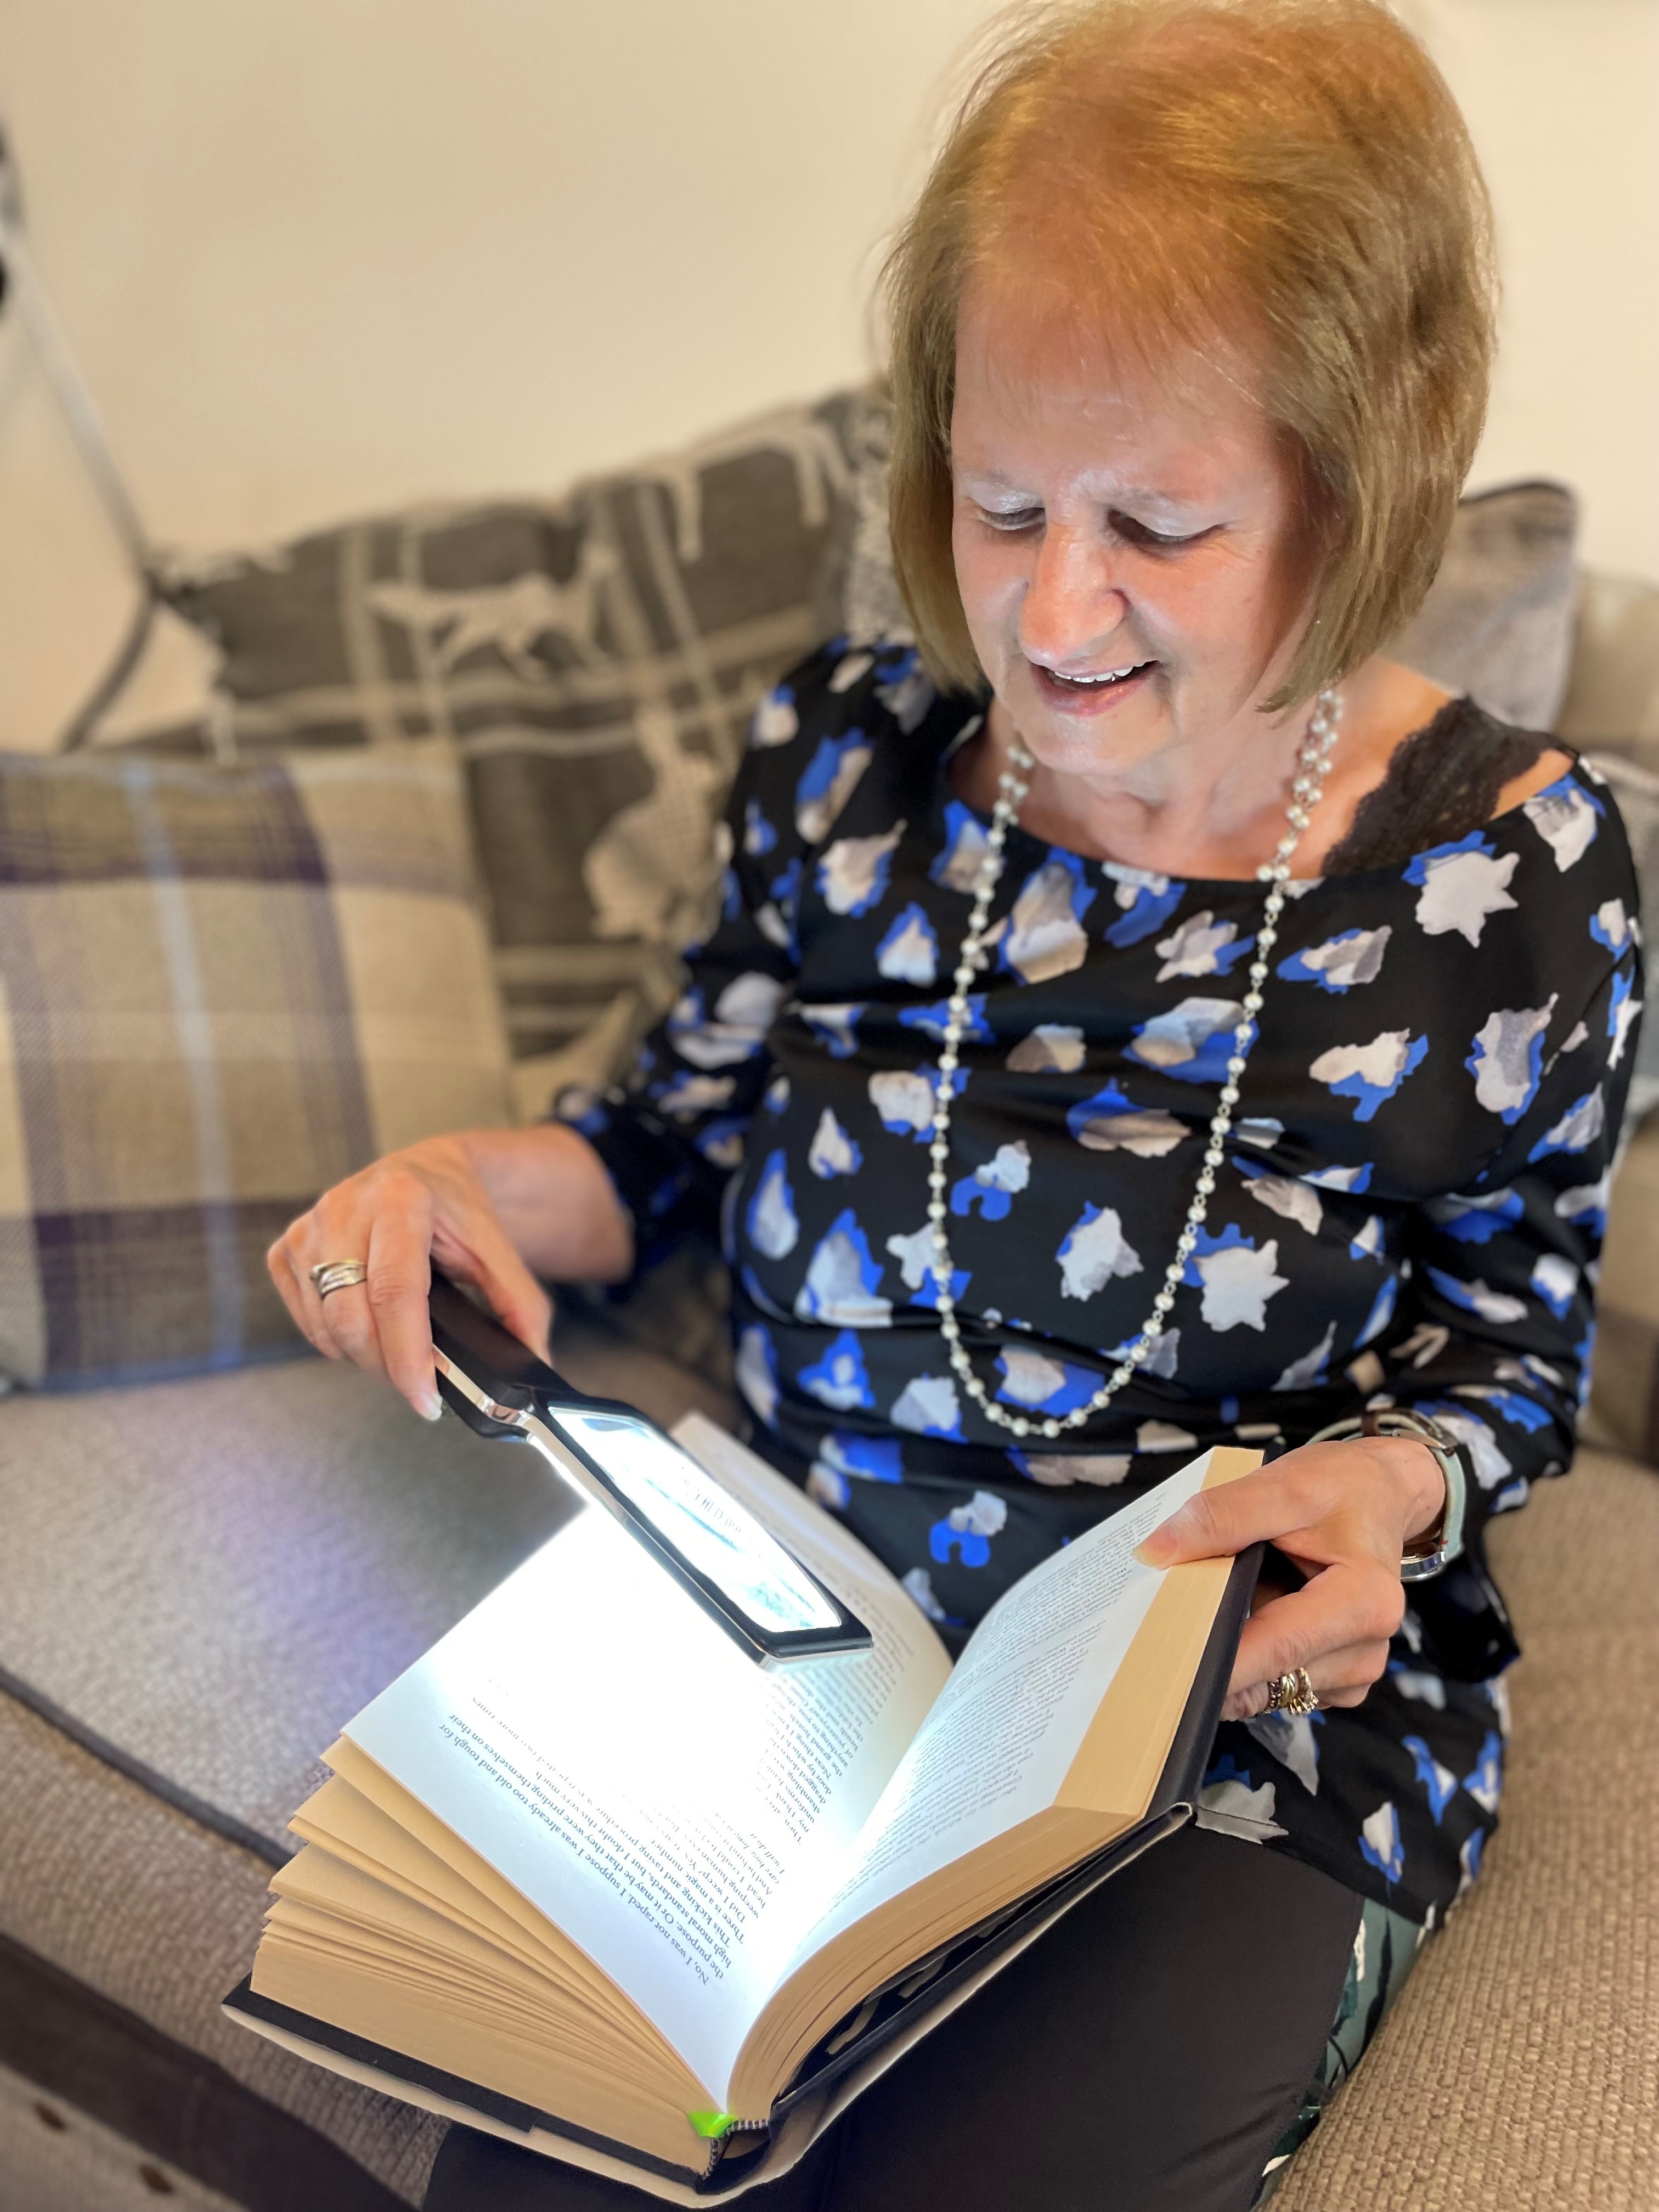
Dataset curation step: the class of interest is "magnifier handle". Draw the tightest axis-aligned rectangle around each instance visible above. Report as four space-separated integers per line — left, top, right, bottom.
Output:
428 1268 597 1437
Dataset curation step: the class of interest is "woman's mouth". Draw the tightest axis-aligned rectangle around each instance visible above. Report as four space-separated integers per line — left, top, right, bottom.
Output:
1030 658 1156 714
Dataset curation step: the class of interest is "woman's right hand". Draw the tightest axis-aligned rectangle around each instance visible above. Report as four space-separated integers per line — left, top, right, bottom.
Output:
266 1124 631 1421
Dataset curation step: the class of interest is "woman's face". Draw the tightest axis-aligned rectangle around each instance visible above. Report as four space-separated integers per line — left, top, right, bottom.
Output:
950 284 1312 781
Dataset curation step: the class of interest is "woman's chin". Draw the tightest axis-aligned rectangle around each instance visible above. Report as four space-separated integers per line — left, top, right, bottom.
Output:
1002 670 1170 776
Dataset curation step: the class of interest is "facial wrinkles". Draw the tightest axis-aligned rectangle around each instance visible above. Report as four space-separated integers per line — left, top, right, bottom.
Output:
972 373 1308 832
963 420 1293 725
961 462 1174 694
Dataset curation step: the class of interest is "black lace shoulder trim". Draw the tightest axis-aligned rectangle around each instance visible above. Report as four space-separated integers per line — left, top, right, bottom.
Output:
1324 696 1556 876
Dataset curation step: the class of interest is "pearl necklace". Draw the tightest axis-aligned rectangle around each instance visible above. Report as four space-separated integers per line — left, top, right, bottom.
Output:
926 688 1344 1440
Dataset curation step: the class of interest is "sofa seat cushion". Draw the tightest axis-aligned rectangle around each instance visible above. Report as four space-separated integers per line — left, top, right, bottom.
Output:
1271 1445 1659 2211
0 1318 736 1854
0 1694 445 2208
0 1321 736 2205
0 1353 561 1850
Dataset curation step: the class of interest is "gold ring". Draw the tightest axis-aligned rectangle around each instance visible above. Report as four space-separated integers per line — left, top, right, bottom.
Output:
1263 1666 1319 1716
309 1259 369 1299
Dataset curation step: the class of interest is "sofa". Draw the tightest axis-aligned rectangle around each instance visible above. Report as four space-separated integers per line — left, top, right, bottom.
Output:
2 388 1657 2211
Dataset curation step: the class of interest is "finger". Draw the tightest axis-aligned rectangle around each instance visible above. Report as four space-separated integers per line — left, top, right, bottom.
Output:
365 1207 442 1420
433 1212 555 1364
301 1196 392 1383
1229 1562 1403 1690
268 1235 340 1359
1222 1639 1393 1721
1135 1448 1386 1570
266 1229 313 1344
267 1220 345 1359
267 1236 310 1351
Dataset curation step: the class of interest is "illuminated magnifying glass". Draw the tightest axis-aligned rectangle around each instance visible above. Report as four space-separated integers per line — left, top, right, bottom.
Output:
429 1273 872 1668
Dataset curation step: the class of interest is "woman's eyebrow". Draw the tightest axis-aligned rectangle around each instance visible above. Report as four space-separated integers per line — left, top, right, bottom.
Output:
955 458 1216 516
1097 480 1234 524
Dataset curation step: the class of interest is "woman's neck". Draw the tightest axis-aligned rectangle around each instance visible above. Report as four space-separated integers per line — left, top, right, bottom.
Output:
955 656 1459 879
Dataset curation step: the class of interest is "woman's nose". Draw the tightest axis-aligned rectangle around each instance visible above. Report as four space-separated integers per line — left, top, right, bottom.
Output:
1018 528 1131 671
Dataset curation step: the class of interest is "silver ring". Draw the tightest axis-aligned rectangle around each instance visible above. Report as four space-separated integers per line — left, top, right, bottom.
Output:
309 1259 369 1299
1263 1666 1319 1716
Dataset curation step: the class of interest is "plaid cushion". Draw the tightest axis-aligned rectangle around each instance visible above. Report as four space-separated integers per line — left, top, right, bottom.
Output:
149 395 870 1103
0 742 511 1387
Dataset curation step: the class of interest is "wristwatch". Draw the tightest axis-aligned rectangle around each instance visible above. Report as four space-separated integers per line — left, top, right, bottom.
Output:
1306 1407 1469 1582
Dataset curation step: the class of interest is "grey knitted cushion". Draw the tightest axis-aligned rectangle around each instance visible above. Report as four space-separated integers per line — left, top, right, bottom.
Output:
137 398 873 1099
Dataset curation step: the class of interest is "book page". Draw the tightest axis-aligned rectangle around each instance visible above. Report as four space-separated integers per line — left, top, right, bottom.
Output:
792 1453 1226 1962
341 1417 951 2109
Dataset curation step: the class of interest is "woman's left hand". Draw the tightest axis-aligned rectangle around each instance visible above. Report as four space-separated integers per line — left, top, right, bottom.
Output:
1133 1440 1446 1720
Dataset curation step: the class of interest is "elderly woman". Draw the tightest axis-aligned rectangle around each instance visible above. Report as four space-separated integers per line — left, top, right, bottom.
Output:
272 2 1639 2205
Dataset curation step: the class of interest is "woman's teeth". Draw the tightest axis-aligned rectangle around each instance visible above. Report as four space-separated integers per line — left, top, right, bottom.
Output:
1048 662 1147 688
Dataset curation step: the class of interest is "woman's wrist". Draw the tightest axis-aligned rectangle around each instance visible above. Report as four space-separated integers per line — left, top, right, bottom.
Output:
459 1124 634 1283
1355 1434 1448 1548
1397 1438 1449 1544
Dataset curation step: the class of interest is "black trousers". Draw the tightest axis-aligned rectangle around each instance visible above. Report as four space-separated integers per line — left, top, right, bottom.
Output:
422 1827 1363 2212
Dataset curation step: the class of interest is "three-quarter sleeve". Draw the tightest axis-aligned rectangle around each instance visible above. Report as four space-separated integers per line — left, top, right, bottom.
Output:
1373 941 1641 1672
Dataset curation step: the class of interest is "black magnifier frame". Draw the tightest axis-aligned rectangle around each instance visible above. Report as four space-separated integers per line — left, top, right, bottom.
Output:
427 1273 873 1668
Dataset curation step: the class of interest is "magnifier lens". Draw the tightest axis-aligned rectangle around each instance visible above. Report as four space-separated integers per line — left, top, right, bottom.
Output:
552 1410 842 1635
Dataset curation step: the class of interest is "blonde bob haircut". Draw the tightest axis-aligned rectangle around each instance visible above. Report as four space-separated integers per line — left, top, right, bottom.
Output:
883 0 1498 710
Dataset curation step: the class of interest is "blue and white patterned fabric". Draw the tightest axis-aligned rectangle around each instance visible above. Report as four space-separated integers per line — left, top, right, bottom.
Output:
575 639 1641 1925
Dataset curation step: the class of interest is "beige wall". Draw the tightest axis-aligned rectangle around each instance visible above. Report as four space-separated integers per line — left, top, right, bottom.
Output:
2 0 1655 748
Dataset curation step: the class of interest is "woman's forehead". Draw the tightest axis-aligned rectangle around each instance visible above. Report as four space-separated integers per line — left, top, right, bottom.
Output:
952 282 1274 488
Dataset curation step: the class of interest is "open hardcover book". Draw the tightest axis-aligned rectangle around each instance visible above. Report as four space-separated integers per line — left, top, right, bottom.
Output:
226 1417 1261 2202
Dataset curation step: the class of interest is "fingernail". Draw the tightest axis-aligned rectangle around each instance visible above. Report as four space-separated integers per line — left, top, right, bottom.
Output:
419 1391 444 1423
1134 1532 1172 1566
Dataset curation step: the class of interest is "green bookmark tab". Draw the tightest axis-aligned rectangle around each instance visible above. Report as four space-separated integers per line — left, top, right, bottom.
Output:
689 2112 737 2141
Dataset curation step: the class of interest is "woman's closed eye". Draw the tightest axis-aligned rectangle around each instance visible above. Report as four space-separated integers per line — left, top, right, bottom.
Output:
1108 510 1216 550
970 501 1215 550
973 503 1045 533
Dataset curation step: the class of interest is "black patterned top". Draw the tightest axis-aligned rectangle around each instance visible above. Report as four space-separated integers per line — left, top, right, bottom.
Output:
572 640 1641 1925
